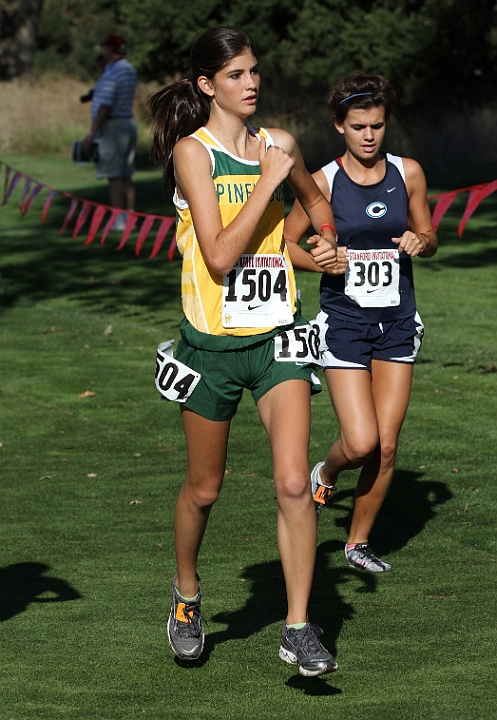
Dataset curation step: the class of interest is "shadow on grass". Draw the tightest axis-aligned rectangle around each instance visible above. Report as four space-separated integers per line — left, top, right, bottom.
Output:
61 177 173 217
0 210 181 318
422 247 497 270
0 562 82 621
196 540 372 693
331 470 453 557
285 674 342 696
0 171 181 316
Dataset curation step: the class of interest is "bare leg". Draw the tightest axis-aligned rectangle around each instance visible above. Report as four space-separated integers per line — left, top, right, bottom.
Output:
348 360 413 544
108 177 135 210
322 368 379 485
174 408 231 598
124 177 135 210
257 380 315 625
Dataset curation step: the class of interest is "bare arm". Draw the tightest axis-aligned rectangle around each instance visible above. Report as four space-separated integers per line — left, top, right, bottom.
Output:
392 158 438 258
82 105 112 152
174 135 295 275
282 161 347 275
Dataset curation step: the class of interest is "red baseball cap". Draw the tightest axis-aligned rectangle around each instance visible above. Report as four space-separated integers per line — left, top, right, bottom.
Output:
102 35 127 54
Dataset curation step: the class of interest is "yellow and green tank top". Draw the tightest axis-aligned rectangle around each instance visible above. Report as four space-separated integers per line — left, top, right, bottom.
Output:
174 126 297 336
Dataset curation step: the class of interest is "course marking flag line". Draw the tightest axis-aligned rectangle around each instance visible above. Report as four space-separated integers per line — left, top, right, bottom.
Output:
427 181 497 234
2 160 497 256
0 160 178 259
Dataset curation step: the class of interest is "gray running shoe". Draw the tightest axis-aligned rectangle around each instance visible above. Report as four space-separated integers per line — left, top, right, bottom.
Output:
279 622 338 677
311 462 336 518
345 543 391 573
167 574 204 660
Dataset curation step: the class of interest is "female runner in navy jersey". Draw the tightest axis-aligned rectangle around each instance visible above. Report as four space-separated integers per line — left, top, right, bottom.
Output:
284 71 437 573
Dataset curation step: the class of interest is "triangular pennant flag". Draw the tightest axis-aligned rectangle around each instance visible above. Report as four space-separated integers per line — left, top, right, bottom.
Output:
3 171 22 205
60 198 79 233
100 208 121 245
431 191 459 231
18 177 32 213
135 215 157 256
458 180 497 237
72 201 92 240
149 217 175 259
116 213 139 250
84 205 107 245
168 232 177 262
42 189 57 224
21 183 44 216
3 164 10 199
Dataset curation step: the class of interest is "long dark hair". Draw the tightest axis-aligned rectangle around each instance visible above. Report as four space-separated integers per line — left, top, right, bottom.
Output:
328 71 397 124
150 27 256 192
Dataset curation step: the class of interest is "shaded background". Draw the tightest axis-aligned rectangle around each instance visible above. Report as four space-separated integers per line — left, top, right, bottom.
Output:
1 0 497 186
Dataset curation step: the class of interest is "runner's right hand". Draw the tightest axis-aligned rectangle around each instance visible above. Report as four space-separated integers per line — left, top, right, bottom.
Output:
258 137 295 189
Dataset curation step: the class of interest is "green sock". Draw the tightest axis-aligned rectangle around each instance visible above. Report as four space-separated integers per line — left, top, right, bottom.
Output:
287 622 307 630
177 589 198 603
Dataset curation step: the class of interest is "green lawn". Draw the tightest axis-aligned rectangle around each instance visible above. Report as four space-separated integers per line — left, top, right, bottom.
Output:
1 154 496 719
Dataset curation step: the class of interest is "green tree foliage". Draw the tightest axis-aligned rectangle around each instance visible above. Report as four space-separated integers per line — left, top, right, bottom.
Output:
1 0 45 79
35 0 497 115
36 0 119 79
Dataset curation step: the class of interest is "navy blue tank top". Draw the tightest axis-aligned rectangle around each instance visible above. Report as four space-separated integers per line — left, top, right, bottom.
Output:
320 153 416 323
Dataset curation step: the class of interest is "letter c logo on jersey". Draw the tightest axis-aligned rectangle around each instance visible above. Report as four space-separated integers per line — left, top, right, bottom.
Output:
366 201 387 219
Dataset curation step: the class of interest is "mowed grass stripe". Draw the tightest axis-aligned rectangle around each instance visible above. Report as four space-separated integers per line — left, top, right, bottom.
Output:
1 158 496 718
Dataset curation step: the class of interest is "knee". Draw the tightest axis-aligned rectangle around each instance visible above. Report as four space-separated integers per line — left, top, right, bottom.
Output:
182 476 222 509
274 470 310 505
379 439 398 470
342 436 377 466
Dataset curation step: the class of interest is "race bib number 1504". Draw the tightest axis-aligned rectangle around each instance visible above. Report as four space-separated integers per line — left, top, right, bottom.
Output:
222 254 294 328
274 320 327 364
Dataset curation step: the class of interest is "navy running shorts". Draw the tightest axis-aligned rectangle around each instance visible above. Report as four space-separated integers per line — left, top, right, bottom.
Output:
317 310 424 371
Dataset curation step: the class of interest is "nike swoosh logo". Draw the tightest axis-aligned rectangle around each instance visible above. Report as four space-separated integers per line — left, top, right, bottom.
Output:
248 304 262 310
387 187 396 193
367 289 379 293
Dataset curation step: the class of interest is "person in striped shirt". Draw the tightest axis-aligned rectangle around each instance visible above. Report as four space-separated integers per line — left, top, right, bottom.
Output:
83 35 137 229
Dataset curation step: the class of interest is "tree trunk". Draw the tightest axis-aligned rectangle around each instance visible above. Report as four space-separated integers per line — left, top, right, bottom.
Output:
0 0 45 80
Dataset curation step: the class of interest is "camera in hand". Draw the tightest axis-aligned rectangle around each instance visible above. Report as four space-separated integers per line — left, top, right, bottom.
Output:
72 140 99 163
80 89 94 103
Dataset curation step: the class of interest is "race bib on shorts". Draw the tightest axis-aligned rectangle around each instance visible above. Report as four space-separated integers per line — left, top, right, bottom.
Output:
274 319 328 364
222 254 294 328
345 249 400 307
155 340 201 403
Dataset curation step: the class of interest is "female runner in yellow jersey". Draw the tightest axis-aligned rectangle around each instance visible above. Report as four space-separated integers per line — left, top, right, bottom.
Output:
150 27 342 676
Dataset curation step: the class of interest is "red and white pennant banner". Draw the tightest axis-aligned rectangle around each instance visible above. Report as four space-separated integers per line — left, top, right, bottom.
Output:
428 180 497 237
3 160 497 250
0 160 177 259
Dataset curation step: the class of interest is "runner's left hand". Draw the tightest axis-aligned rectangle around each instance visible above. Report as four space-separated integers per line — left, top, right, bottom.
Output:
392 231 430 257
307 236 347 275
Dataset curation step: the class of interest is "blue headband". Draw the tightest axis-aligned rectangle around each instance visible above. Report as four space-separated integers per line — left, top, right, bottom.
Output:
338 92 374 105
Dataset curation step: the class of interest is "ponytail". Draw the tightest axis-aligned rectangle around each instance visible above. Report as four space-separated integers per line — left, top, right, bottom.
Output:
150 77 209 193
150 27 256 194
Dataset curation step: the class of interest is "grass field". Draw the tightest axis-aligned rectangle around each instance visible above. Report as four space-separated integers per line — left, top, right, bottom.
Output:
1 154 497 719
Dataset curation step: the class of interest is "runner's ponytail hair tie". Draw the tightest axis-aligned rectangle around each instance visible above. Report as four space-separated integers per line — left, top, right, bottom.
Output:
338 92 374 105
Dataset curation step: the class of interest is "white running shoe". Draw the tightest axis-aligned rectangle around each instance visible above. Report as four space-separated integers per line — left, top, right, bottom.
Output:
345 543 391 573
311 462 335 518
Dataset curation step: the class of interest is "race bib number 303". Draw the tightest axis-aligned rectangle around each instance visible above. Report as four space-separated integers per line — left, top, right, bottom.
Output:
222 254 294 328
155 340 201 403
345 248 400 307
274 320 328 364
